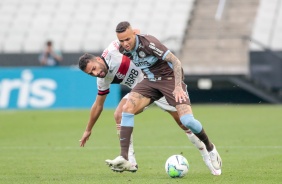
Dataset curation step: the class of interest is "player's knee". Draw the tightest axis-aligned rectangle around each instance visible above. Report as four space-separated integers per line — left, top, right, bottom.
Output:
122 103 130 112
122 102 136 114
180 114 202 134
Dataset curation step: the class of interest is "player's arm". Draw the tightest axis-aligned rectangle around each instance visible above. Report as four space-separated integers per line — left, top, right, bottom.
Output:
80 94 107 147
164 52 188 103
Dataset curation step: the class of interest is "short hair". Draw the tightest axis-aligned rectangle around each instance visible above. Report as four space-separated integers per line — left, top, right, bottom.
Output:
78 53 96 71
116 21 131 33
46 41 52 46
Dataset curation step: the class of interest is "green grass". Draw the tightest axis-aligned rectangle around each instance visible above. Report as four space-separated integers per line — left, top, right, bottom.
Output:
0 105 282 184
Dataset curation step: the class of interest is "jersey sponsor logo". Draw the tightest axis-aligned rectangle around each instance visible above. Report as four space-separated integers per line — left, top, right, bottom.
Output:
149 42 164 56
101 49 109 58
113 41 119 49
134 60 151 67
125 69 139 87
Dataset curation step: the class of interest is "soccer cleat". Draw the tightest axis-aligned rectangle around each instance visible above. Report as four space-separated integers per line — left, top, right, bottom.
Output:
110 164 138 173
110 166 124 173
105 156 138 172
128 151 137 165
200 144 221 176
203 155 222 175
209 144 222 170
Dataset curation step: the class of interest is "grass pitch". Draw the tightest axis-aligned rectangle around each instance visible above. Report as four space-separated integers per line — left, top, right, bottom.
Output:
0 105 282 184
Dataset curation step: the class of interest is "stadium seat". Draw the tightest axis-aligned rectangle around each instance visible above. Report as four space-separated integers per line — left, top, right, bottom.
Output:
2 0 20 5
0 0 196 54
250 0 282 51
82 40 103 53
2 39 23 53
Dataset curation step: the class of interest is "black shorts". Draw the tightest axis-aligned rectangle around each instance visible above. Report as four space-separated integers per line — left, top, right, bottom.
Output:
131 77 191 107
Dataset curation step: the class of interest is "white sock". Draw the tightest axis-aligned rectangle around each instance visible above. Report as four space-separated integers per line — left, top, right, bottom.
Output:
117 129 137 164
128 134 137 164
185 130 209 159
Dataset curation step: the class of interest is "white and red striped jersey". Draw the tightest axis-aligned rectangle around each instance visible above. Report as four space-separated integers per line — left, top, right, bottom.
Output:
97 40 143 95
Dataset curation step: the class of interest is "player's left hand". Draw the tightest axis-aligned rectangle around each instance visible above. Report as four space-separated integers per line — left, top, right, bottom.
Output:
79 130 91 147
173 86 188 103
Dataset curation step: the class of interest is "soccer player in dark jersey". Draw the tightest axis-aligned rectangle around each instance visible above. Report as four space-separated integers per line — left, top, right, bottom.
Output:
106 21 222 175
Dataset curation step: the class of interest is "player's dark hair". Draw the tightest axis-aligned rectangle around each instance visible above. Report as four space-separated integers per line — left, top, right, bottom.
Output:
46 40 52 46
116 21 131 33
78 53 96 71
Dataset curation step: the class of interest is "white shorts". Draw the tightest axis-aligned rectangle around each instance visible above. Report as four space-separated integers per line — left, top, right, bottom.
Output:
123 94 177 112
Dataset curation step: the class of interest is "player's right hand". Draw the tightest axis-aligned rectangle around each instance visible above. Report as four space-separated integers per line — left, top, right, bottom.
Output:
79 130 91 147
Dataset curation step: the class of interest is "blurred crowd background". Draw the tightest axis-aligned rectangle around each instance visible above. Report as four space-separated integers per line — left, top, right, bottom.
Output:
0 0 282 109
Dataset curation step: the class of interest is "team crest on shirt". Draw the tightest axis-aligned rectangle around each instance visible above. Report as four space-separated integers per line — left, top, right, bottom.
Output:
116 72 125 79
138 51 146 58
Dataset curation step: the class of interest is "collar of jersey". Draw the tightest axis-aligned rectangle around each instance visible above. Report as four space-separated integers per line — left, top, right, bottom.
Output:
132 35 139 52
101 56 109 70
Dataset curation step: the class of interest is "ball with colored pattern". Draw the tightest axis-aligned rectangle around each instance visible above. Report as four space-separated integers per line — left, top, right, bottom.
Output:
165 155 189 178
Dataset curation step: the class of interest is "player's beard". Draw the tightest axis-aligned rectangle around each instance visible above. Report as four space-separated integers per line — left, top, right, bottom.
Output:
98 63 108 78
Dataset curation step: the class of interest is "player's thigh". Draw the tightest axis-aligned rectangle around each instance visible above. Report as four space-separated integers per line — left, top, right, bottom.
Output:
176 104 193 117
131 79 163 101
123 92 151 114
158 80 191 107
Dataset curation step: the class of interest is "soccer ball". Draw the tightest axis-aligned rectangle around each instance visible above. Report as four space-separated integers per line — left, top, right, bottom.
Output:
165 154 189 178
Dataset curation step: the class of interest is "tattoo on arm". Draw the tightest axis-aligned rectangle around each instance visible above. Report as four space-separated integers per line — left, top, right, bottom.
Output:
164 52 182 87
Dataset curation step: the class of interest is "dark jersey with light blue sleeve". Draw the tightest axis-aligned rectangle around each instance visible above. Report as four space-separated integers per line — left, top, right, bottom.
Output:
119 34 175 79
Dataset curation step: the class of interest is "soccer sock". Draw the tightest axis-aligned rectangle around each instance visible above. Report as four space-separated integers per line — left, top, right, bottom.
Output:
120 112 134 160
185 130 209 158
128 134 137 164
180 114 213 151
194 129 213 152
117 129 136 164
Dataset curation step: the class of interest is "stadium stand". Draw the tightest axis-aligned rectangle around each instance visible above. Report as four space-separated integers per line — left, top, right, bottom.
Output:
0 0 195 55
250 0 282 50
249 0 282 93
180 0 259 75
179 0 282 103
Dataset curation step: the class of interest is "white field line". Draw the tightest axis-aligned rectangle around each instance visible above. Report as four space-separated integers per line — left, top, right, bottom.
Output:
0 146 282 150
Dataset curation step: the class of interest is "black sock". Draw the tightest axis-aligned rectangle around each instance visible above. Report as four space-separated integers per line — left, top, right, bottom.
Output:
120 126 133 160
195 129 214 152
